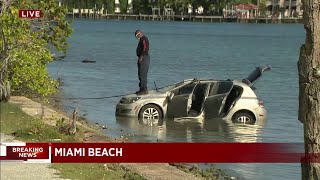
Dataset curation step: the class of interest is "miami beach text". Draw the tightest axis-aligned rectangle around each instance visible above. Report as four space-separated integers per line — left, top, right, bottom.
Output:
54 147 123 157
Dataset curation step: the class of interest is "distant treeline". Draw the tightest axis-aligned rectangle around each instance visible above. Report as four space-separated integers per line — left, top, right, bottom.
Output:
62 0 258 15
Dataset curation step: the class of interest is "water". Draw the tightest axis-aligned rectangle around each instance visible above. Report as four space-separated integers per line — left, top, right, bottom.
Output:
48 19 305 180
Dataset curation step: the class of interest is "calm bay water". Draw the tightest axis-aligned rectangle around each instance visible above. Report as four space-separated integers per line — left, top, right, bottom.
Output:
48 19 305 180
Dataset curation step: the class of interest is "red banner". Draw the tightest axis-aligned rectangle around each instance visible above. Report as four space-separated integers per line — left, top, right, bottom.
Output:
51 143 306 163
1 142 318 163
18 10 42 18
0 142 51 163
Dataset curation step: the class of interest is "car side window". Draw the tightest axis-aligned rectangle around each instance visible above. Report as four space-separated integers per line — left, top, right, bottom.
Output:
175 83 197 95
209 82 233 96
208 83 217 96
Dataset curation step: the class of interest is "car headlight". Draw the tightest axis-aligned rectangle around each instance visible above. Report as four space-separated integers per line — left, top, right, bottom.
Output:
123 97 141 104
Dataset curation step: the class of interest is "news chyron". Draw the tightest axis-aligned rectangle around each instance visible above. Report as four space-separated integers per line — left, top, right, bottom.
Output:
19 10 42 18
0 142 123 163
0 142 51 163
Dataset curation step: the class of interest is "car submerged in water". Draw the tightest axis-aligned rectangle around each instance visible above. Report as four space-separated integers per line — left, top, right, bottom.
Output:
116 65 271 125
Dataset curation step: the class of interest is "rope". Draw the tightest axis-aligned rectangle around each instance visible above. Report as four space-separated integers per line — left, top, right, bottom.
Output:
52 80 195 101
52 92 134 100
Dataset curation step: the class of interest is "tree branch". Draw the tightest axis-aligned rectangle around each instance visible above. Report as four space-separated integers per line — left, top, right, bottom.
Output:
0 29 8 62
0 0 13 16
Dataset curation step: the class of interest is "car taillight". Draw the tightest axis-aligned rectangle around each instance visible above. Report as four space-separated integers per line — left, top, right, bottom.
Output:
258 99 264 107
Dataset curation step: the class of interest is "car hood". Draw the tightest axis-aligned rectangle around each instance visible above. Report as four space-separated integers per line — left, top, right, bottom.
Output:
123 90 167 98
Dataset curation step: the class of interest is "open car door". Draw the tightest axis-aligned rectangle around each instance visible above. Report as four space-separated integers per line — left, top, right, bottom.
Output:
167 82 198 118
204 81 234 118
242 64 272 89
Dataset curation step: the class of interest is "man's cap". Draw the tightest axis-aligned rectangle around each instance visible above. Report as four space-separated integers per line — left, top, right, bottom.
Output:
135 30 142 36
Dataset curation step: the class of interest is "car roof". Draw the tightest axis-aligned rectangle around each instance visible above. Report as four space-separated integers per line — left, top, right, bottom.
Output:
180 78 250 87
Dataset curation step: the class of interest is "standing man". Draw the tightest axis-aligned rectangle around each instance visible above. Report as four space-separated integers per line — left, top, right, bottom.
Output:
135 30 150 95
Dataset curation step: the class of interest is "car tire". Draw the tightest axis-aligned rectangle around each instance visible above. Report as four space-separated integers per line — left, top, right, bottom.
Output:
232 112 255 125
138 104 163 120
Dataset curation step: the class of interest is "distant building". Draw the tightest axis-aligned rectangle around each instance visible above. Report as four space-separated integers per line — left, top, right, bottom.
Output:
115 0 133 14
223 3 258 19
127 0 133 14
234 4 258 19
187 4 193 14
265 0 303 17
115 0 120 13
196 6 204 14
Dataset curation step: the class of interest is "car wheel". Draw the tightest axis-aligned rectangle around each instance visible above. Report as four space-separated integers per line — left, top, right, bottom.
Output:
139 104 163 120
232 112 255 125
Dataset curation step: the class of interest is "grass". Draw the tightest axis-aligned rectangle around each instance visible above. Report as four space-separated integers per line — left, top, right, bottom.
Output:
0 102 145 180
169 163 234 180
0 102 79 142
51 163 145 180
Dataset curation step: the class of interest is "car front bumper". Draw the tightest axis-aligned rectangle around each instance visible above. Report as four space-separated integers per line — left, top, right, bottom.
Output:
115 103 139 117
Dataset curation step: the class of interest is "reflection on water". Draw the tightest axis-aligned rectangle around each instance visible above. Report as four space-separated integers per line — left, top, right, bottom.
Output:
116 117 302 180
116 116 266 179
115 116 265 143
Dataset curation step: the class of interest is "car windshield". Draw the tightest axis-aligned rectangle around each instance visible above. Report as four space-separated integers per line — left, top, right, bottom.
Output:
157 80 189 93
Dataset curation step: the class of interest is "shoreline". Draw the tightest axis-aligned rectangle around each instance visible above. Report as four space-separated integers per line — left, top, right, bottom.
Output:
67 13 303 24
1 96 234 179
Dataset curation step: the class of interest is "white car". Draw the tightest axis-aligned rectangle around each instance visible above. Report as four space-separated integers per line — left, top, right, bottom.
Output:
116 65 271 125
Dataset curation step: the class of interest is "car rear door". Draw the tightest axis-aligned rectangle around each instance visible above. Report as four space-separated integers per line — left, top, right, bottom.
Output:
204 81 234 118
242 65 272 88
167 82 198 118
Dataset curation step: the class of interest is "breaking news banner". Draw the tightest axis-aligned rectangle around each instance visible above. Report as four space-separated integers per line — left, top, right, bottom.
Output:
0 142 317 163
0 142 51 163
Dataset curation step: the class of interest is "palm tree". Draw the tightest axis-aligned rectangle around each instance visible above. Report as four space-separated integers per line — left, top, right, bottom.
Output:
288 0 292 17
163 0 175 8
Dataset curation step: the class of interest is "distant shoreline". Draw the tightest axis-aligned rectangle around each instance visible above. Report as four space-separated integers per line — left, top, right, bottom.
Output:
67 13 303 24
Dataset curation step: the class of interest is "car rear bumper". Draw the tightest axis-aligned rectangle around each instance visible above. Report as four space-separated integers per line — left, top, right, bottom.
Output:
254 106 267 125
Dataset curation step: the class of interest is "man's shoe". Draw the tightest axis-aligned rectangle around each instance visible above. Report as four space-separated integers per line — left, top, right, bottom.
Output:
136 90 148 95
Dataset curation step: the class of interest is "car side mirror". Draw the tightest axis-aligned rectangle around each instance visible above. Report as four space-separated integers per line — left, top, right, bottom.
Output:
168 92 174 101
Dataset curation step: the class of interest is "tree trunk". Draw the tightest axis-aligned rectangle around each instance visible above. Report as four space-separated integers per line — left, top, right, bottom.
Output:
298 0 320 179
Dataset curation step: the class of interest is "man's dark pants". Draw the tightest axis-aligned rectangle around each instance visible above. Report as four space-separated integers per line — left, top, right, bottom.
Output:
137 55 150 91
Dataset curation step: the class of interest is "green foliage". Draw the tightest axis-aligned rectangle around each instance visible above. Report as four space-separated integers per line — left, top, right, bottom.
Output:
258 0 267 15
55 0 263 15
234 0 255 4
56 117 68 132
64 0 105 9
132 0 142 14
106 0 115 14
0 0 73 99
132 0 153 14
120 0 128 13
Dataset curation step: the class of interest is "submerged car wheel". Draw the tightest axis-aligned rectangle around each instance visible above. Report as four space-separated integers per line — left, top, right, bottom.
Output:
139 104 163 120
232 112 255 125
